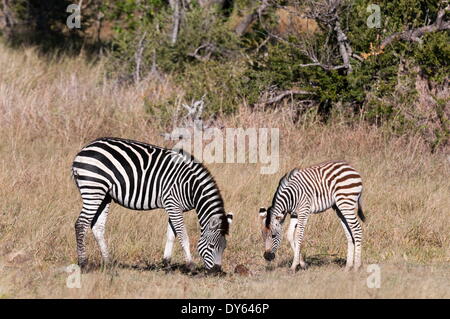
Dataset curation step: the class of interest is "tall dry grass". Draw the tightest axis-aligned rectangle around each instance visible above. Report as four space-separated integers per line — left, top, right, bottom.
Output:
0 44 449 298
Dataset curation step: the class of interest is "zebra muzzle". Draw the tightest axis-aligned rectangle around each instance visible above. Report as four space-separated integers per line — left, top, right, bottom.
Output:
207 264 223 275
264 251 275 261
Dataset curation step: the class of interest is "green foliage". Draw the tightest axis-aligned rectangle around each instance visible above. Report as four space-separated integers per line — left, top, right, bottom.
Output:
156 6 241 72
2 0 447 149
107 2 243 114
430 96 450 152
177 59 246 115
244 1 447 123
144 95 177 128
413 32 450 84
242 43 306 104
1 0 102 52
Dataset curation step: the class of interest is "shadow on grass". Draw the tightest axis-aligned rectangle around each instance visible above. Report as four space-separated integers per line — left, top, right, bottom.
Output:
266 254 346 271
81 260 226 278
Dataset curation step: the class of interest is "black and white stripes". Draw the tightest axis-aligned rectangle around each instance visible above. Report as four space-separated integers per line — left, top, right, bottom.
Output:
72 138 365 273
259 160 365 271
72 137 232 271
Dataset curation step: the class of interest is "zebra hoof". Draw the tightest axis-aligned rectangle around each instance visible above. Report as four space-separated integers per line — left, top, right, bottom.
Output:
186 262 196 273
288 267 297 275
344 266 353 272
206 267 226 277
78 259 88 269
162 258 171 268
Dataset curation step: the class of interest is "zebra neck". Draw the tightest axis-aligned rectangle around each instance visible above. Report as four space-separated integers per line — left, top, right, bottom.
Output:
195 189 224 225
274 188 299 214
182 160 225 230
192 181 225 230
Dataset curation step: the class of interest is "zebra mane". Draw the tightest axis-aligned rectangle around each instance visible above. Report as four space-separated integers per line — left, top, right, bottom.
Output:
216 214 230 235
172 148 228 233
266 168 299 228
192 161 229 235
278 168 299 192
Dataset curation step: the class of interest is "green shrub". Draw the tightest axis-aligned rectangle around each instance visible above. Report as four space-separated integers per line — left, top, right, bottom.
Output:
413 32 450 84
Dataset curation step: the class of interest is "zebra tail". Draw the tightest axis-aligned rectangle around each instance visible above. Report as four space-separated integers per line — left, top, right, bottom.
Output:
71 167 80 188
357 195 366 223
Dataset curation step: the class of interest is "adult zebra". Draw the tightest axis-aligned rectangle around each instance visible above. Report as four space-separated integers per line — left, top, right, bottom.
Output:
259 160 365 272
72 137 233 272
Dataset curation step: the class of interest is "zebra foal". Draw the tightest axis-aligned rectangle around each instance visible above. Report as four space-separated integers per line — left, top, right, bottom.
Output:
72 137 233 272
259 160 365 272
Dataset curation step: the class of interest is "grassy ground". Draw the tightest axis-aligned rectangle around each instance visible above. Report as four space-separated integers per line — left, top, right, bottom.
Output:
0 44 449 298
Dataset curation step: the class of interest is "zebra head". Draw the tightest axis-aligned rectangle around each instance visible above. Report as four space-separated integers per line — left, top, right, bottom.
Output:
259 206 287 261
260 169 298 261
198 213 233 272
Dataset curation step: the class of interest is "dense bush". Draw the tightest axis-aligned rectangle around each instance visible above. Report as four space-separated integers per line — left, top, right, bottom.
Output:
0 0 101 51
1 0 448 149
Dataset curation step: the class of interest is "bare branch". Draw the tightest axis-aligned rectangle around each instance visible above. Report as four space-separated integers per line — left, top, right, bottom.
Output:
334 20 352 72
134 31 147 84
299 62 347 70
188 42 217 61
257 89 313 107
380 5 450 49
235 0 270 36
170 0 181 45
351 53 364 62
255 35 271 53
0 0 15 38
263 0 356 73
188 41 235 61
263 27 348 71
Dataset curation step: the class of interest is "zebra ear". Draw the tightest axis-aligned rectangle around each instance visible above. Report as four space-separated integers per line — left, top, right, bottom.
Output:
259 207 267 219
210 214 222 229
226 213 233 225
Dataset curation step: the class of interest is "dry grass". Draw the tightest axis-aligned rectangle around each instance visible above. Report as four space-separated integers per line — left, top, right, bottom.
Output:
0 44 449 299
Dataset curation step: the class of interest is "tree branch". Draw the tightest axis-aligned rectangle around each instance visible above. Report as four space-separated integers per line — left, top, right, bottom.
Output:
0 0 15 38
235 0 270 36
170 0 181 45
334 20 352 72
134 31 147 84
257 89 313 107
381 5 450 49
188 42 223 61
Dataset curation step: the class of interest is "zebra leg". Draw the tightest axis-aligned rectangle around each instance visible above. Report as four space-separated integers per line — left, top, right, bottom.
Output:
351 219 363 271
336 204 362 271
286 217 297 254
287 217 307 268
166 207 194 271
92 200 111 266
334 204 354 271
75 192 111 270
162 219 177 266
291 212 309 272
339 218 355 271
75 214 90 269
